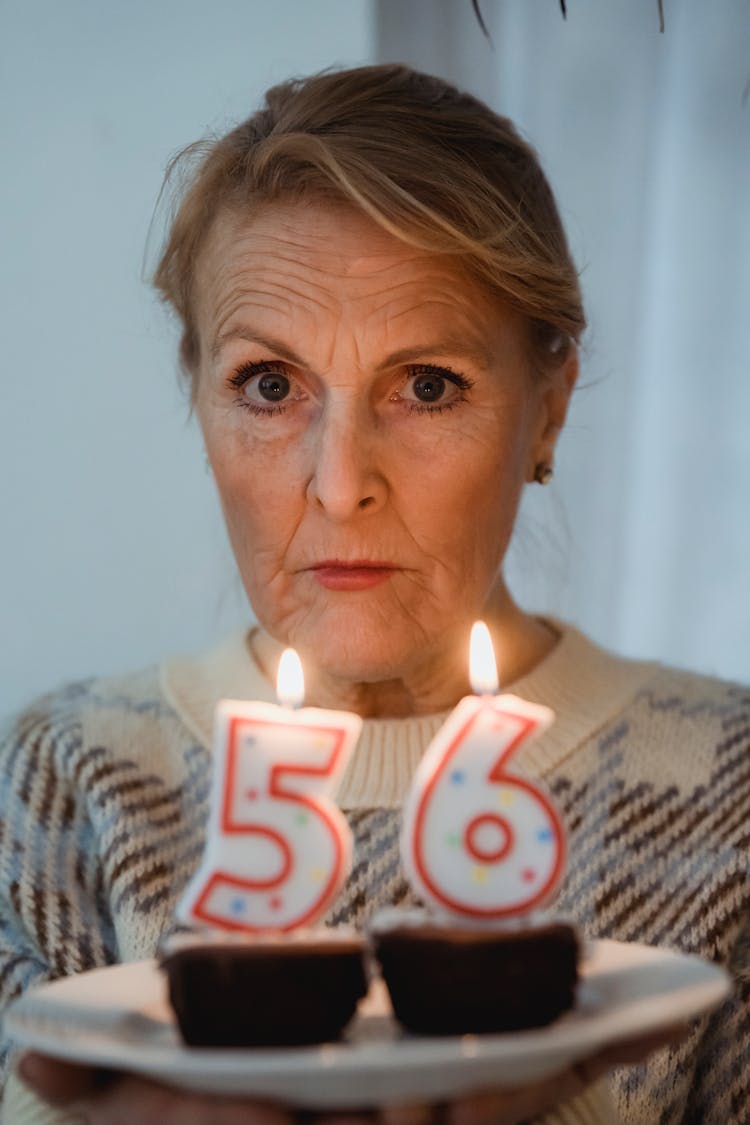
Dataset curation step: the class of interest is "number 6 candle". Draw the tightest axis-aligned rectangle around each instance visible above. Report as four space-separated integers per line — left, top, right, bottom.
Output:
401 622 565 920
177 649 362 933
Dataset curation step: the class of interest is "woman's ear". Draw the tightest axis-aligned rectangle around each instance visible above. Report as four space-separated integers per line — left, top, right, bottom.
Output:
528 348 579 482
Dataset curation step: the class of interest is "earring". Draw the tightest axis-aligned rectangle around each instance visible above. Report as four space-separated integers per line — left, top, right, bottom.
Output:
534 462 554 485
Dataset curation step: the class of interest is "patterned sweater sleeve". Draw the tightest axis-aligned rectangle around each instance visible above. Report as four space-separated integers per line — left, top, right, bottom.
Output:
676 906 750 1122
0 687 118 1118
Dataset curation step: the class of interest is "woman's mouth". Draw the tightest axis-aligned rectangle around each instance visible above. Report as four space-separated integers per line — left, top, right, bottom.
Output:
309 560 398 591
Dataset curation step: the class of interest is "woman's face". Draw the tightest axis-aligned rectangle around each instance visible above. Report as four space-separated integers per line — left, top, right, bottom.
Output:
194 202 572 685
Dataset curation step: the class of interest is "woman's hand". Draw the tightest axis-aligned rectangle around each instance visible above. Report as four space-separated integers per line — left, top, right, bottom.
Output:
18 1023 685 1125
18 1054 291 1124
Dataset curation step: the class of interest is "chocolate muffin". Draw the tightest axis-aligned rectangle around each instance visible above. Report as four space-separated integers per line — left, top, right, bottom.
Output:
369 908 579 1035
160 927 368 1046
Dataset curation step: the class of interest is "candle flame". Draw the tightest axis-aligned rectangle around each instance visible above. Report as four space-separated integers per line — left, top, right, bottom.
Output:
469 621 498 695
277 648 305 708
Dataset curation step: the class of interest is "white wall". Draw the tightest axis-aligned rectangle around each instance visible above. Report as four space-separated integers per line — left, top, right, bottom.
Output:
0 0 373 718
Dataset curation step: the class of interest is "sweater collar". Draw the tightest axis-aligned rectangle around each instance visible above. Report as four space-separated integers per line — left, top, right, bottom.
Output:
160 622 655 809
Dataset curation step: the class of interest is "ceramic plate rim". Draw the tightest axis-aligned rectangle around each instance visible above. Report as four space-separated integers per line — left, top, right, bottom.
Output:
3 939 731 1107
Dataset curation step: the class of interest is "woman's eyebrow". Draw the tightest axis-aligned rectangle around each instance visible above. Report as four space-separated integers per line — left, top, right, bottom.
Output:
210 328 305 365
211 329 493 369
376 340 493 370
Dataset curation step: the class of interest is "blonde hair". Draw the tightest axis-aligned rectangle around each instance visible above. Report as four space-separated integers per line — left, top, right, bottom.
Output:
153 64 585 378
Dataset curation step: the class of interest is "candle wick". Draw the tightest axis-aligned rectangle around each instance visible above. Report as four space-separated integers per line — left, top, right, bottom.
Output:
281 697 305 712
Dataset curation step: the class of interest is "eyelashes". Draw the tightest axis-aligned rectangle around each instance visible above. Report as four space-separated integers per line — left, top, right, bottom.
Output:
399 364 474 414
227 361 282 391
228 361 297 416
227 360 475 417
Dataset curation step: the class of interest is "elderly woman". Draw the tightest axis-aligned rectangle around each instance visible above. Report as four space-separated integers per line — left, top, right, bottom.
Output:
1 64 748 1125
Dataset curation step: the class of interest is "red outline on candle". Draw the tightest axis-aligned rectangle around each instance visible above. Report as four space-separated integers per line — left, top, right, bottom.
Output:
411 701 565 918
192 714 350 932
464 813 514 864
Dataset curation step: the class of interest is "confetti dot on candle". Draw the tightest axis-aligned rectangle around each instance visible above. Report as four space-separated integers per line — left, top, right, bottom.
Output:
521 868 537 883
245 788 259 801
497 788 516 807
450 770 466 785
472 866 488 883
536 827 553 843
230 897 246 916
446 833 461 848
310 866 326 883
269 895 283 911
295 811 310 826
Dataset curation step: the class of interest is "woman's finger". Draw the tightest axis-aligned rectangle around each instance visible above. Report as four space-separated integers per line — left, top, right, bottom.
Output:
18 1052 114 1105
378 1104 434 1125
436 1066 598 1125
18 1053 295 1125
302 1115 373 1125
74 1076 296 1125
439 1023 689 1125
18 1025 683 1125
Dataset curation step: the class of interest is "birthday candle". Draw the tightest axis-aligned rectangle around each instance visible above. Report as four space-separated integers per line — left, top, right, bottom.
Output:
401 622 565 920
177 649 362 932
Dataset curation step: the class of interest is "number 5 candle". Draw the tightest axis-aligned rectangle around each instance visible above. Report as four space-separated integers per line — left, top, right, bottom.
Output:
177 649 362 933
401 622 565 920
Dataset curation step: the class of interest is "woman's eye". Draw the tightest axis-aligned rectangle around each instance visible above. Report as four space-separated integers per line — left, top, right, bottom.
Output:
228 363 301 413
255 372 290 402
399 366 473 411
412 372 448 403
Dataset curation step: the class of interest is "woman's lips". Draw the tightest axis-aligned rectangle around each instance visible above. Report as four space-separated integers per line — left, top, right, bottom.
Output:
309 561 398 591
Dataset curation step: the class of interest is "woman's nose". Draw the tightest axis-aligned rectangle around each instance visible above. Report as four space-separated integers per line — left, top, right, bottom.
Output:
306 404 387 520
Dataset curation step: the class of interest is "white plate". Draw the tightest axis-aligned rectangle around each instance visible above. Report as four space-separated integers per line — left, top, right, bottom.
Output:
3 940 730 1109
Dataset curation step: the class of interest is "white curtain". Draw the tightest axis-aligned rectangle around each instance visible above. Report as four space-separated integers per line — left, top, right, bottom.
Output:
376 0 750 682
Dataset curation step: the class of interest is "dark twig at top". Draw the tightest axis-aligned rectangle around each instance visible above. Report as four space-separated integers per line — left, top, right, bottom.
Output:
471 0 491 40
470 0 667 35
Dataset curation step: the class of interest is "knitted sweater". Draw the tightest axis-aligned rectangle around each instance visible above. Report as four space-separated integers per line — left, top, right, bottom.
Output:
1 623 748 1124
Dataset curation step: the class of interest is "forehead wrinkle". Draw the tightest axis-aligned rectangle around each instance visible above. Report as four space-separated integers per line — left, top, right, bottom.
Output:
199 209 505 376
384 304 502 370
335 248 435 282
202 218 468 323
213 221 333 260
206 275 341 352
377 287 491 331
224 213 431 278
385 295 482 329
201 237 346 313
209 251 344 311
214 275 338 323
214 225 404 290
360 265 479 312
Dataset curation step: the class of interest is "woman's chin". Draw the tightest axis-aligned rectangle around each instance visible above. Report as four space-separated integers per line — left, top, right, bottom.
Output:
295 622 434 688
260 596 466 692
308 643 415 685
